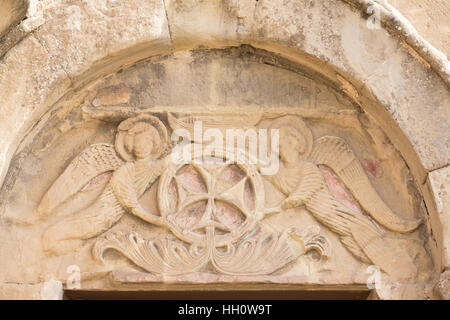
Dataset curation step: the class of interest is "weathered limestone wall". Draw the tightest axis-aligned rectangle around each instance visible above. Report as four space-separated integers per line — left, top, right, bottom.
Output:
0 0 448 299
0 0 27 38
389 0 449 58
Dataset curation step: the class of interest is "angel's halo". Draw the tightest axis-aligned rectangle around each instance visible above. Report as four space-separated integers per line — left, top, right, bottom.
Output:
115 114 169 161
269 115 314 159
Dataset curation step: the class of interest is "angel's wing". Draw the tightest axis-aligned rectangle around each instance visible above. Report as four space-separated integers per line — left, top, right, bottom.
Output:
308 136 421 233
305 186 417 280
42 184 126 254
37 143 124 218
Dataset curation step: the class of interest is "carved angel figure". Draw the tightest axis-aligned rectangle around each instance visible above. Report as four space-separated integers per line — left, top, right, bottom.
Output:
266 116 423 280
37 115 170 254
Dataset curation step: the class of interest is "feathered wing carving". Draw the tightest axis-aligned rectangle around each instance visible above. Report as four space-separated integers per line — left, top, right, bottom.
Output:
39 143 125 254
39 142 171 254
308 136 421 233
283 161 417 280
42 184 126 254
37 143 124 218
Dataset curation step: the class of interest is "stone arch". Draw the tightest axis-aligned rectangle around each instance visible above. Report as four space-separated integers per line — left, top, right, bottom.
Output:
0 0 448 299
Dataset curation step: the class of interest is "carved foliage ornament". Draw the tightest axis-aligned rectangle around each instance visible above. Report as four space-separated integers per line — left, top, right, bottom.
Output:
37 111 424 280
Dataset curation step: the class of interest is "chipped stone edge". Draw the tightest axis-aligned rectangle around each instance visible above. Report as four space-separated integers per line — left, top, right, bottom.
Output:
343 0 450 87
0 0 45 59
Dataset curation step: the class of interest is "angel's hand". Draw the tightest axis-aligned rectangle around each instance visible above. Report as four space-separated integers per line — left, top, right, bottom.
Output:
148 156 170 174
157 156 170 168
37 200 51 219
256 205 282 221
281 197 303 210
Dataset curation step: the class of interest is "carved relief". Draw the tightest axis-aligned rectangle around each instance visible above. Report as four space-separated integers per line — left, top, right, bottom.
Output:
37 111 331 276
38 114 170 254
263 116 423 281
93 147 329 276
0 41 440 300
37 109 426 281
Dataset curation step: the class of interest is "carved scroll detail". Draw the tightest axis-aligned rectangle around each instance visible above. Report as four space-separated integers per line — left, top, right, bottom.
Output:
93 232 209 275
93 228 327 276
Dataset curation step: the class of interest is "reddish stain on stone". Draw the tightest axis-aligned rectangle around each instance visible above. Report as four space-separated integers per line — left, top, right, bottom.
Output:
175 201 207 229
93 84 131 106
319 166 363 214
176 165 207 193
81 172 112 191
361 158 383 178
220 165 246 184
215 201 245 230
216 165 247 195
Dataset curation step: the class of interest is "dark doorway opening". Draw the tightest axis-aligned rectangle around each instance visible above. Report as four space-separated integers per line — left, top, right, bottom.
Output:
64 289 372 300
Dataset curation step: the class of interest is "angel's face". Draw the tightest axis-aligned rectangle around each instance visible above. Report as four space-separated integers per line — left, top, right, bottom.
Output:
133 130 154 159
279 127 305 165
